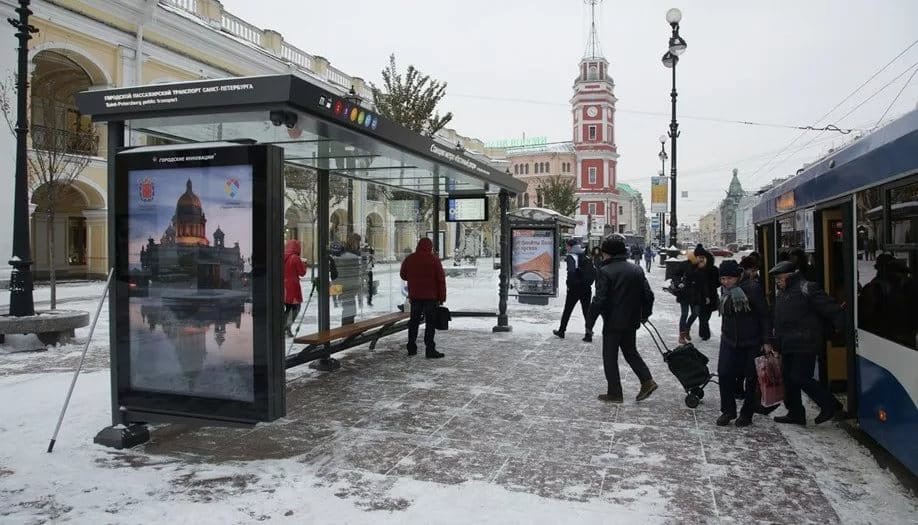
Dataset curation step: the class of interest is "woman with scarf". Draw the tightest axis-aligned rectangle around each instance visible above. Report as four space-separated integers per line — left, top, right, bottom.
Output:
716 259 774 427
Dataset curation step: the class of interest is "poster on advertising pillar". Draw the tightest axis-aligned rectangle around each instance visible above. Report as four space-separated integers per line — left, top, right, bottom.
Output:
651 176 668 214
113 143 285 425
510 228 558 297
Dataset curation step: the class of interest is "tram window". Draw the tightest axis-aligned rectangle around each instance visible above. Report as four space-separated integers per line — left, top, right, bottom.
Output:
778 215 803 249
888 181 918 244
858 248 918 351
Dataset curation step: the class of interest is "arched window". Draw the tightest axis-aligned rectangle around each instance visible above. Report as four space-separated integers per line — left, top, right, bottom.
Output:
525 164 529 174
514 164 519 175
524 193 530 207
545 163 550 174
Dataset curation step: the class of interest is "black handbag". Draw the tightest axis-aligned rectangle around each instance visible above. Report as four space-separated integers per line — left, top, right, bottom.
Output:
435 306 451 330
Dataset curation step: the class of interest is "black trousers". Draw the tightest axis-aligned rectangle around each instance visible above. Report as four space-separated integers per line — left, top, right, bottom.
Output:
782 352 836 416
408 299 437 351
717 341 759 417
603 329 653 396
698 306 713 340
284 303 301 331
366 270 374 305
559 286 592 333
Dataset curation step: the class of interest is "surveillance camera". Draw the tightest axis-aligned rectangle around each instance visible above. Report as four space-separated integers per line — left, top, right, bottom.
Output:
269 110 284 127
283 112 298 129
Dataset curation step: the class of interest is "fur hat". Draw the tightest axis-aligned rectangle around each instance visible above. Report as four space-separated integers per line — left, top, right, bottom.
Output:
601 237 628 256
719 259 743 278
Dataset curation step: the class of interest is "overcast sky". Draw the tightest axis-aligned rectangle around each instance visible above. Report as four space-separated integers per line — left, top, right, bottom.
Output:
221 0 918 225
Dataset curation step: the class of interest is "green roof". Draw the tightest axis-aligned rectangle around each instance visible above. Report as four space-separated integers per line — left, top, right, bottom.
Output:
617 183 640 197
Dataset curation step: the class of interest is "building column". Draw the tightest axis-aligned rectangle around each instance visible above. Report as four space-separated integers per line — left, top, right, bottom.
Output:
82 209 108 279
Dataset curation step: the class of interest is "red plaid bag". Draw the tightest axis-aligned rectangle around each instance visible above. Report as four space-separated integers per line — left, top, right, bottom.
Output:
755 353 784 407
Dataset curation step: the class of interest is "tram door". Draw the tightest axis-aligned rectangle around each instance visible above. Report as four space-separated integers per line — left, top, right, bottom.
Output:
819 207 853 399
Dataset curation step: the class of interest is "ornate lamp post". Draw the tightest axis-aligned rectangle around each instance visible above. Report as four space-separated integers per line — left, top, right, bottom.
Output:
657 134 668 247
662 7 686 248
7 0 39 316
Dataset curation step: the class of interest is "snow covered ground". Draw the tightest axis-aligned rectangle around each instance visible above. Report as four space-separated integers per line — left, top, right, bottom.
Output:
0 263 915 524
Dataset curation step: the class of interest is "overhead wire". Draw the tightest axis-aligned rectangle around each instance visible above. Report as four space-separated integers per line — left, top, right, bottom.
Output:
745 38 918 181
873 65 918 128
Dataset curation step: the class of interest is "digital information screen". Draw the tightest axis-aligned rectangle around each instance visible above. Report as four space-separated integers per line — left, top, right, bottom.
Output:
446 196 488 222
114 144 285 425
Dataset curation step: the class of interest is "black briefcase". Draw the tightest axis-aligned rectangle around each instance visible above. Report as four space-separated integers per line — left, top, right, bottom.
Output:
435 306 451 330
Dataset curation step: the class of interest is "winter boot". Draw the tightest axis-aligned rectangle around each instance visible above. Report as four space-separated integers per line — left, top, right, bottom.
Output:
597 394 623 403
678 332 688 345
426 349 445 359
285 328 295 338
774 413 806 426
553 329 565 339
716 413 735 427
755 404 779 416
582 332 593 343
735 413 753 427
814 405 837 425
407 343 418 356
636 380 658 401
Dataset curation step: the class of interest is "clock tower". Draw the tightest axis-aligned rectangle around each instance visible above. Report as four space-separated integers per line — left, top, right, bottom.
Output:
573 0 620 233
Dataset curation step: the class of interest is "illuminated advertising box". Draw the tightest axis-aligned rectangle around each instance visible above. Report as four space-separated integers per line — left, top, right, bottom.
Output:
112 143 285 424
510 227 558 297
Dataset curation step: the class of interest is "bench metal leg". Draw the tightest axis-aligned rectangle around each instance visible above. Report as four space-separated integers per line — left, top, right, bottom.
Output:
309 344 341 372
368 322 397 351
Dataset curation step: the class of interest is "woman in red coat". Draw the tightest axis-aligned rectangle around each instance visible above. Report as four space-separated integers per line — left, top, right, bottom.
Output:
284 239 307 337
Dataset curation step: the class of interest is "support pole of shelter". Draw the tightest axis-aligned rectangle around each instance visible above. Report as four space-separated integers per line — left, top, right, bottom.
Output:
432 168 440 257
107 120 124 426
312 138 339 371
493 190 512 333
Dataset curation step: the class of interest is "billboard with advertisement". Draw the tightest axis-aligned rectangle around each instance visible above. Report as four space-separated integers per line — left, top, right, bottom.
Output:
510 228 558 297
113 143 285 425
574 214 589 237
651 176 668 213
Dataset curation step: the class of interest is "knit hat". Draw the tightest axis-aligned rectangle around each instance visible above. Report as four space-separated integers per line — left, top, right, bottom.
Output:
694 244 706 257
739 255 759 270
601 237 628 256
719 259 743 278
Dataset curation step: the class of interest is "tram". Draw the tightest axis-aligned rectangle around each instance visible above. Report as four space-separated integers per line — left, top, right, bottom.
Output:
753 109 918 476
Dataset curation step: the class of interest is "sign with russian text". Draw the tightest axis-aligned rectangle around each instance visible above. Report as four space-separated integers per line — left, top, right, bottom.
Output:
510 228 557 297
651 176 668 213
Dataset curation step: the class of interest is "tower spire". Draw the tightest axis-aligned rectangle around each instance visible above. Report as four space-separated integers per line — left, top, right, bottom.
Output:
584 0 604 59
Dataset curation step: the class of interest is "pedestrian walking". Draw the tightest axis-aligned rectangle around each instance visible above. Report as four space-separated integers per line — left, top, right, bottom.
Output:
554 239 596 342
333 234 363 325
400 238 447 358
715 260 776 427
631 244 643 265
591 246 603 270
769 260 844 425
740 254 760 282
694 245 720 341
643 245 655 272
587 235 658 403
283 239 307 338
669 248 710 344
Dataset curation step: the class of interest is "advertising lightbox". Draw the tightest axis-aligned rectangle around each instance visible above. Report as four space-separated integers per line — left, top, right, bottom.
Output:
510 227 558 297
113 143 285 425
445 196 488 222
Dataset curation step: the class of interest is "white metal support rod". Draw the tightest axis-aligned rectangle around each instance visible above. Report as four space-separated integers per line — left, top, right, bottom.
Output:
47 268 114 453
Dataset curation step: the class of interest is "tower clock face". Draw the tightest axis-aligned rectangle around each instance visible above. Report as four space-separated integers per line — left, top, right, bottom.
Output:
587 106 598 118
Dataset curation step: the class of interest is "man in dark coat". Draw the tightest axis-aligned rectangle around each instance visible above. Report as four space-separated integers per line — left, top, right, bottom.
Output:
769 261 844 425
587 236 658 403
715 260 775 427
695 245 721 341
554 239 595 342
400 238 447 358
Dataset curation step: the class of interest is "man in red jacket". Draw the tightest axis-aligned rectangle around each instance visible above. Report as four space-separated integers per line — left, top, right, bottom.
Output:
400 238 446 358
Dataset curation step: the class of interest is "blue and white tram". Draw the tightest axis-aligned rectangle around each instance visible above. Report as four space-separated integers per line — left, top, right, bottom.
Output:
753 109 918 476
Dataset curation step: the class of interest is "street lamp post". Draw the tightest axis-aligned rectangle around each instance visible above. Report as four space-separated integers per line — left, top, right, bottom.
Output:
657 135 668 248
662 7 686 249
7 0 39 317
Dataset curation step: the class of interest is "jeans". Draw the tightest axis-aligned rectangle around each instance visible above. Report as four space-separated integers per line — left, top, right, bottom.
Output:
559 286 592 334
717 341 760 416
408 299 438 351
679 303 700 333
602 329 653 397
645 260 652 272
782 352 837 416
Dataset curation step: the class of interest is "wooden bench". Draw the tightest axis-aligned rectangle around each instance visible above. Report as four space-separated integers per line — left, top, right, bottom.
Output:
286 312 411 370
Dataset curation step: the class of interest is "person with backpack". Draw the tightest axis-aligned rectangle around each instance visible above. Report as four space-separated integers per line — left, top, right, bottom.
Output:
554 239 596 342
769 260 844 425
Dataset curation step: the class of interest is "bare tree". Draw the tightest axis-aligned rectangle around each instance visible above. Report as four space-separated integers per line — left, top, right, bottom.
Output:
1 76 99 309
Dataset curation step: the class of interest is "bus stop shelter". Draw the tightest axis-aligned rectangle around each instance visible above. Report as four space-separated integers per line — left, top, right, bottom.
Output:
76 74 525 436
